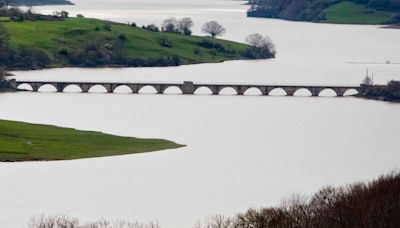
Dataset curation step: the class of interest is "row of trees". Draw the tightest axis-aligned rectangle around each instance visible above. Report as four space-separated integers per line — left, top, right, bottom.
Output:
156 17 227 38
155 18 276 57
161 17 194 35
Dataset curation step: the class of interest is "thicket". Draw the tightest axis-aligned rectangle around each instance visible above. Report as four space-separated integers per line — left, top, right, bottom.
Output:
361 80 400 102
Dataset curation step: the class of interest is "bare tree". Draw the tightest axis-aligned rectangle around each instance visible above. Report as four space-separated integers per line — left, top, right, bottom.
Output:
28 215 161 228
201 21 226 38
177 17 194 35
28 215 79 228
26 0 33 14
0 66 6 81
245 33 276 58
194 215 237 228
161 17 177 33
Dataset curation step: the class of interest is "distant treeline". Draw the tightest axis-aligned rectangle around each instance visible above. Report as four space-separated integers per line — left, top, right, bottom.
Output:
360 80 400 102
0 0 73 6
27 172 400 228
247 0 400 23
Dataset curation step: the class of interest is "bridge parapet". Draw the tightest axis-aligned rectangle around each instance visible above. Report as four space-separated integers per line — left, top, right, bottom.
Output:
14 80 361 97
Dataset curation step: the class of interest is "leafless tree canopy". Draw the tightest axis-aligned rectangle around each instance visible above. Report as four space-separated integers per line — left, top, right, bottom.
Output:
161 17 177 33
201 21 226 38
177 17 194 35
28 215 161 228
245 33 276 58
161 17 193 35
194 215 237 228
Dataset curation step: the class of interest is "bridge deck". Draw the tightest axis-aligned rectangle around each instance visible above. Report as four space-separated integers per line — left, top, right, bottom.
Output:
13 80 362 97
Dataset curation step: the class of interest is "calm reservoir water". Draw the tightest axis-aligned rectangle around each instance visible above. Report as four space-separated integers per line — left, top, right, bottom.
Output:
1 0 400 227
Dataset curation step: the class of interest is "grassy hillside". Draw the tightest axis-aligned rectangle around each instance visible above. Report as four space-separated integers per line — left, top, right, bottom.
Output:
2 17 250 69
0 119 183 162
247 0 400 24
324 1 397 24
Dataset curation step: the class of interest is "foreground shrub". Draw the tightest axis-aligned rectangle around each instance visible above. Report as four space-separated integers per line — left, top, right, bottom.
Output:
196 172 400 228
28 215 161 228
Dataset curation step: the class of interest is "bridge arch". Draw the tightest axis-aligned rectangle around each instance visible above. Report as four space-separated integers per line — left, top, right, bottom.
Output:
138 85 158 94
269 88 287 96
218 87 238 95
294 88 312 97
17 83 34 91
63 84 83 93
38 84 57 93
343 89 359 96
318 88 337 97
113 85 133 94
194 86 213 95
88 85 108 93
163 86 183 95
244 87 263 96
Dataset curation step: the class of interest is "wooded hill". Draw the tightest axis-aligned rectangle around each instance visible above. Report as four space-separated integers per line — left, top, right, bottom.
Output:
248 0 400 24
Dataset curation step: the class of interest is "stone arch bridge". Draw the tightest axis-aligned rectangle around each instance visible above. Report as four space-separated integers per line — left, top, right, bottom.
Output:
14 80 361 97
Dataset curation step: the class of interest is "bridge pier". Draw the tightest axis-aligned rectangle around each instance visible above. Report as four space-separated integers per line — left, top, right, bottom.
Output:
14 80 361 98
31 83 42 92
285 87 296 96
309 87 322 97
80 84 91 93
55 83 66 93
183 81 194 95
128 85 139 93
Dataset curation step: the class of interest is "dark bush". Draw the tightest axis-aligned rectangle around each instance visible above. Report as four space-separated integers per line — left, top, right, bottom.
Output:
145 24 159 32
158 36 172 48
58 47 69 56
19 46 51 68
0 66 5 81
193 48 201 55
118 34 128 42
386 13 400 24
198 39 225 52
104 23 112 31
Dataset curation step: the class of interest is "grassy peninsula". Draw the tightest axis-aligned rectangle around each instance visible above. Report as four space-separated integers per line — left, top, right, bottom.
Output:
248 0 400 24
0 119 183 162
0 16 254 70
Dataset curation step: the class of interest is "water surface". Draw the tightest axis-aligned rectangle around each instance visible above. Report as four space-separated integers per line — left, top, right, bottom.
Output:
1 0 400 227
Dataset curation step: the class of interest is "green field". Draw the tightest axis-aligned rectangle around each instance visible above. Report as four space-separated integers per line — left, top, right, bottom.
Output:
0 119 183 162
324 1 397 24
0 16 10 22
2 17 249 67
